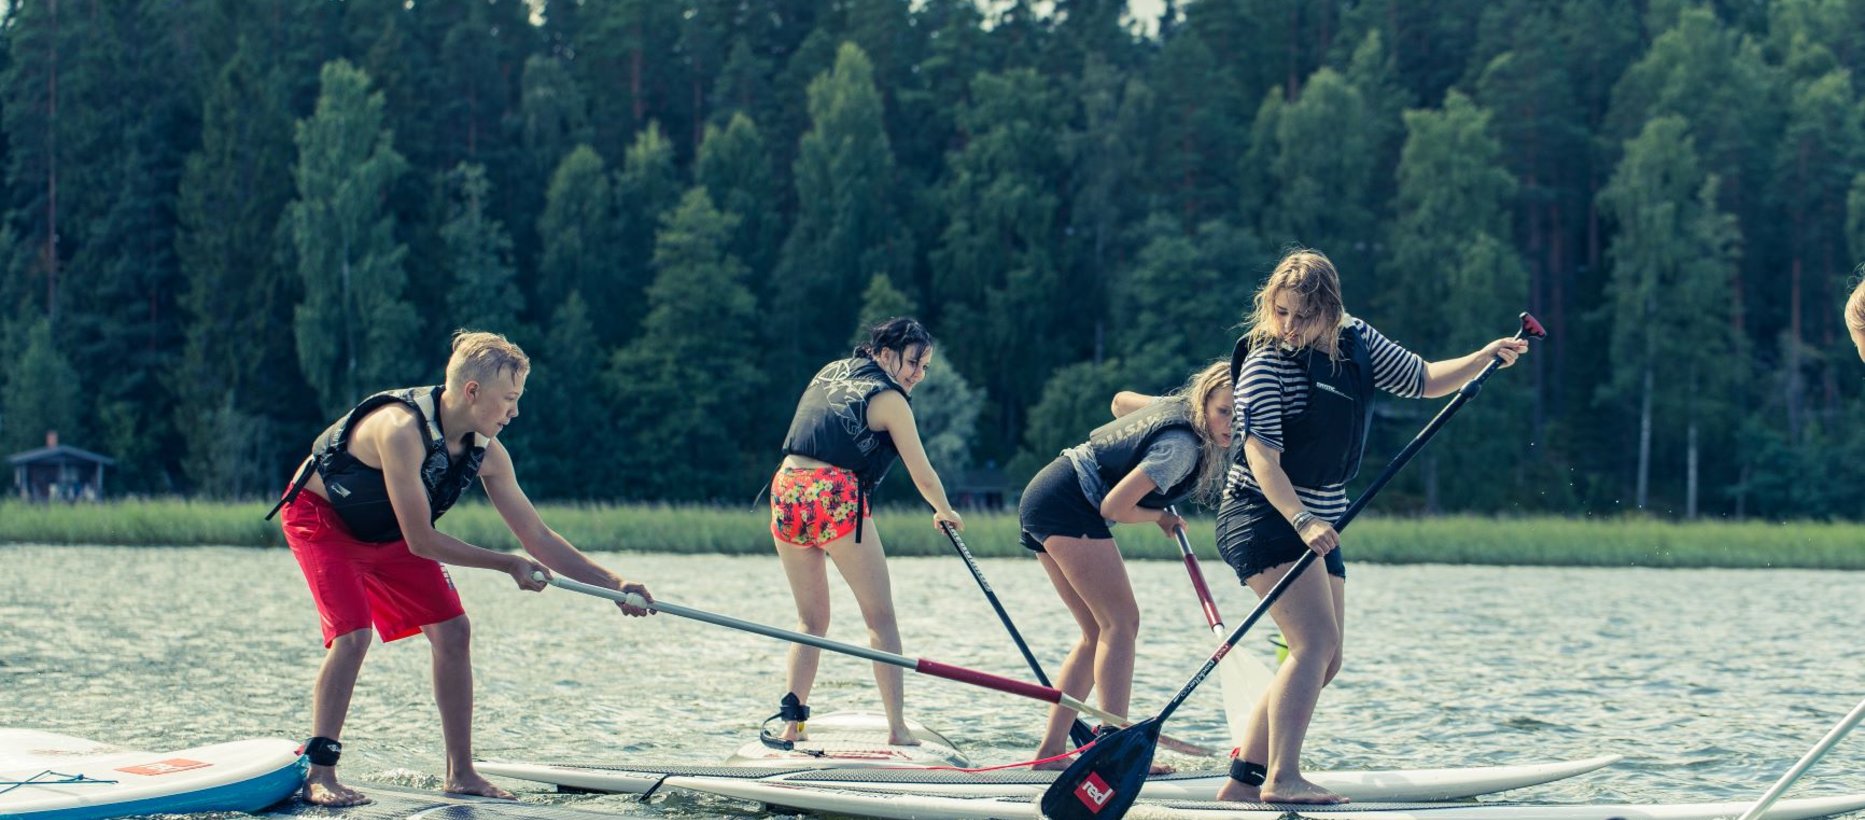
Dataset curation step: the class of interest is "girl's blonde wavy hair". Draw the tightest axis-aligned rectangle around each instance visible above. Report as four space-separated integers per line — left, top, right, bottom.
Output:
1241 249 1347 361
1170 360 1234 508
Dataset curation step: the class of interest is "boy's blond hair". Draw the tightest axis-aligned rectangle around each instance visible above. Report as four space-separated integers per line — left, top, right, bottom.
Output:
446 330 530 390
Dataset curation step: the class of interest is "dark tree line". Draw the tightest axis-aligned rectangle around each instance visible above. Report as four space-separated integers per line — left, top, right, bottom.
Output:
4 0 1865 521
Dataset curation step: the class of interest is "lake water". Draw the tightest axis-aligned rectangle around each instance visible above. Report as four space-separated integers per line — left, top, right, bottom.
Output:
2 545 1862 817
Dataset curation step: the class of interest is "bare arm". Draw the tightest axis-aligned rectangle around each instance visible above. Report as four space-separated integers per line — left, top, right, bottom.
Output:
479 439 652 615
1098 468 1185 537
1422 338 1527 398
1111 391 1156 418
371 412 547 590
867 391 963 531
1242 435 1338 555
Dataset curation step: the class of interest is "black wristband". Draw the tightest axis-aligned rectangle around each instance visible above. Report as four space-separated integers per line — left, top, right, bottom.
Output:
1229 757 1266 786
301 736 342 767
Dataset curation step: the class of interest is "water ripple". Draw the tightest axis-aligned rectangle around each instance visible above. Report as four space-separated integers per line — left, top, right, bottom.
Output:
2 546 1862 816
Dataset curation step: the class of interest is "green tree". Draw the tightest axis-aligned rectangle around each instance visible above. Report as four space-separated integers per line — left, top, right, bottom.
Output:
535 145 617 330
773 43 912 382
1770 52 1861 424
613 121 683 341
849 273 919 348
1148 31 1246 224
503 291 612 501
1111 214 1263 381
1242 68 1377 276
696 113 779 284
515 56 591 277
1068 58 1150 336
608 188 763 499
1383 92 1529 512
570 0 686 164
2 319 82 456
1597 116 1740 517
287 59 418 416
1606 6 1780 344
176 35 304 497
932 68 1071 459
907 352 983 483
441 163 523 334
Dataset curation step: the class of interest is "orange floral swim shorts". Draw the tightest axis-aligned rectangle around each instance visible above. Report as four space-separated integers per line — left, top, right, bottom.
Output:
770 466 868 548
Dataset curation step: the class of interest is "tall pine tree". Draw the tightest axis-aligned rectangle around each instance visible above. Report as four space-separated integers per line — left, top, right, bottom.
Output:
287 59 418 416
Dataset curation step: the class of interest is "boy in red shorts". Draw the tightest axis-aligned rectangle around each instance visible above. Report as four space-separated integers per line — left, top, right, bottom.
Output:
267 331 653 807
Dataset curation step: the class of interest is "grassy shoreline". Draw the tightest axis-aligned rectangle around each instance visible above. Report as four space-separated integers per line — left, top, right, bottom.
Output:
1 499 1860 569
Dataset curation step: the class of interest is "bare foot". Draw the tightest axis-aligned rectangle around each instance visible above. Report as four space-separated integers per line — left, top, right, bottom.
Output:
887 727 923 747
778 721 808 743
302 768 371 807
445 771 516 800
1214 779 1261 803
1262 777 1348 805
1030 752 1071 771
1147 762 1175 776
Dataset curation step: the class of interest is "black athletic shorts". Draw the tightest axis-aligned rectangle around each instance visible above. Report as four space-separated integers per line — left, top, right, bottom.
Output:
1214 488 1347 582
1018 456 1113 553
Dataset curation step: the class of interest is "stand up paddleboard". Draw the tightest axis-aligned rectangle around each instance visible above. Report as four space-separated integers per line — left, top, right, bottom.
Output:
262 781 624 819
0 729 304 820
480 755 1621 803
666 778 1865 820
481 709 1620 803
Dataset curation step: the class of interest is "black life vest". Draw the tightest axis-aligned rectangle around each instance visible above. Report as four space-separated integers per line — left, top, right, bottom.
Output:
780 357 908 540
1082 397 1204 509
1229 325 1375 488
266 386 488 543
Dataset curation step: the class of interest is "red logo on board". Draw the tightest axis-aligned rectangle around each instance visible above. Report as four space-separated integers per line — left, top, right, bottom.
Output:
1074 771 1115 812
118 758 211 776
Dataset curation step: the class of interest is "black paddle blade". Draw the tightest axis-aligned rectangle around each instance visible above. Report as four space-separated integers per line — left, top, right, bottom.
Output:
1039 718 1161 820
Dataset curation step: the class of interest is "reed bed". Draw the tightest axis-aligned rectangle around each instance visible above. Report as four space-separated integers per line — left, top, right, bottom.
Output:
1 500 1860 569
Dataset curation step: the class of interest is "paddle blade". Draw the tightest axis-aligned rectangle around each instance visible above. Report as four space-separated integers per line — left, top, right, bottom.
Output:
1039 718 1161 820
1216 647 1273 748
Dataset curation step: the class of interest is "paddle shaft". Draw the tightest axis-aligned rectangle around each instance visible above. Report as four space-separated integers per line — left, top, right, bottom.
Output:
939 523 1098 748
1150 320 1536 726
1166 505 1225 633
544 575 1167 739
1736 696 1865 820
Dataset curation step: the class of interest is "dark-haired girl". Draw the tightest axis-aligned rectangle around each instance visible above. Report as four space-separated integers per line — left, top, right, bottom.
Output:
769 317 964 746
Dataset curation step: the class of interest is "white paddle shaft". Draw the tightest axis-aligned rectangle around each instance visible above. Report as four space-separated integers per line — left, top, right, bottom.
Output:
1737 696 1865 820
537 573 1218 755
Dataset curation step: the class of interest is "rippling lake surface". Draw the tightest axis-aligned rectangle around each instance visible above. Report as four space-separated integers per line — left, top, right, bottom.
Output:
2 544 1862 818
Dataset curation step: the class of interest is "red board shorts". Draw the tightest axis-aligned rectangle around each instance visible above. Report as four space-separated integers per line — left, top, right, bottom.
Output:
280 490 464 647
770 466 869 549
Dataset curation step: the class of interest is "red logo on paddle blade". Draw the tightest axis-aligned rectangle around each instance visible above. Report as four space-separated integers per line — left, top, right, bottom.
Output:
118 758 211 776
1074 772 1115 812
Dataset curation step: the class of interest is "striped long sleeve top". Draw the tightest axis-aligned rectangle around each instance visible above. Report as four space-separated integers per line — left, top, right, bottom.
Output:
1224 316 1426 522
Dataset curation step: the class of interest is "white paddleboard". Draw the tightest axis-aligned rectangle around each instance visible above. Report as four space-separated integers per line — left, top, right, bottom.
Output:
722 711 968 767
262 781 623 819
0 729 304 820
479 753 1622 802
666 777 1865 820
